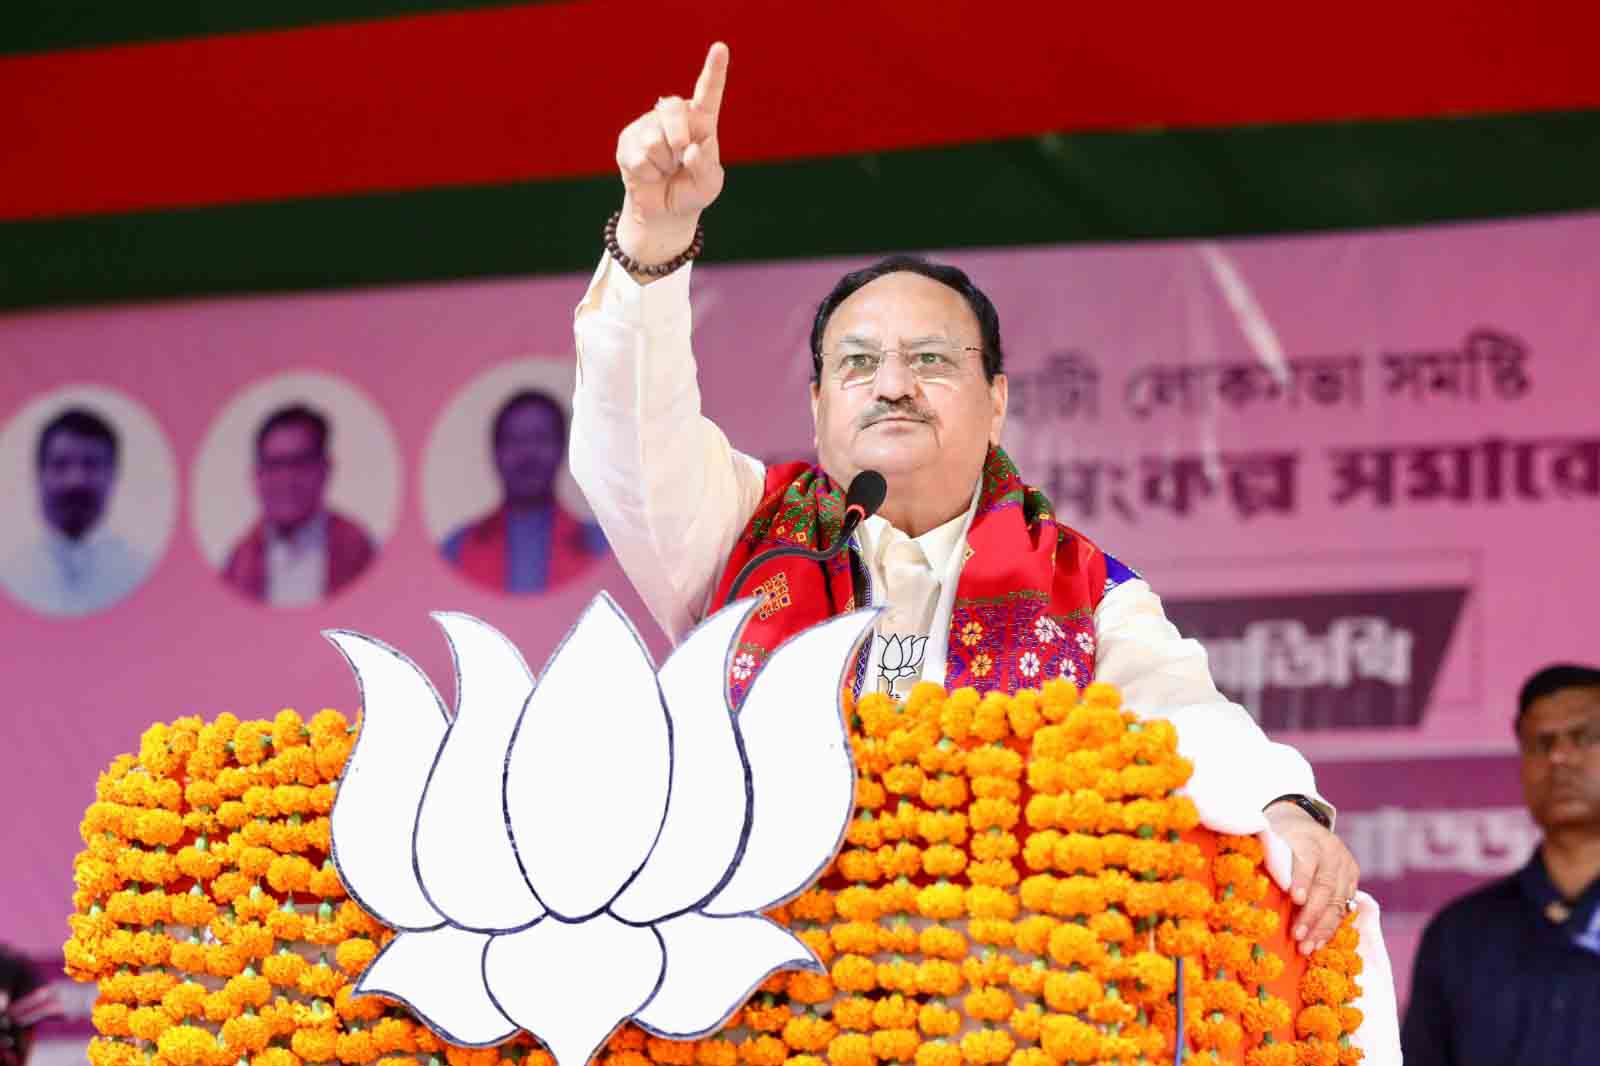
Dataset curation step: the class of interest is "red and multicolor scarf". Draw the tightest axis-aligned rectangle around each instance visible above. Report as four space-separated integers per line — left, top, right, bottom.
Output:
711 446 1109 706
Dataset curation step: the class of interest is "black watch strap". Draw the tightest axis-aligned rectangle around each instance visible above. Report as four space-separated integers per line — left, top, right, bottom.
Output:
1270 793 1333 830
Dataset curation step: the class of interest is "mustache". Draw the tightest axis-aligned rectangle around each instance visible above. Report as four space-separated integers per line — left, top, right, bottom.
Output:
857 401 936 430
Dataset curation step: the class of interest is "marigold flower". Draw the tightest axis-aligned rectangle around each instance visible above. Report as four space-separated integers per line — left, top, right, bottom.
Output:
921 844 967 878
222 1013 273 1054
1058 789 1108 832
266 854 315 893
1038 1015 1101 1063
1295 1004 1343 1042
643 1037 696 1066
792 888 839 923
876 878 918 916
335 938 378 976
87 1038 142 1066
921 775 970 810
835 848 879 883
915 1002 960 1038
695 1039 739 1066
315 736 354 780
1128 951 1176 997
916 882 964 921
830 997 875 1031
914 959 963 998
781 1015 837 1053
157 1025 217 1066
864 1030 915 1063
737 1036 787 1066
1242 996 1293 1037
824 1032 874 1066
879 842 924 879
962 986 1013 1023
857 695 900 738
918 926 968 960
884 765 926 796
1244 1044 1297 1066
154 981 205 1024
742 1004 792 1034
1023 794 1058 829
336 1029 378 1064
291 1027 340 1064
1302 966 1352 1005
913 1042 961 1066
845 815 885 850
1297 1042 1341 1066
128 1005 171 1042
92 1003 132 1036
295 963 343 1000
968 829 1019 864
825 947 876 992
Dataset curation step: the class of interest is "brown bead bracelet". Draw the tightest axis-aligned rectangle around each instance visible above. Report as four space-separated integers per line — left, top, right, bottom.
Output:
603 210 705 277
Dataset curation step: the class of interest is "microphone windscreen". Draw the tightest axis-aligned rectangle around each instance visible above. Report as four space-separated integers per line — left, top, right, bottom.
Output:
846 470 887 519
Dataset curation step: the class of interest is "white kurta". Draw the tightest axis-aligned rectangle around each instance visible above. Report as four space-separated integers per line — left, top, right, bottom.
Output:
569 254 1327 829
568 253 1400 1062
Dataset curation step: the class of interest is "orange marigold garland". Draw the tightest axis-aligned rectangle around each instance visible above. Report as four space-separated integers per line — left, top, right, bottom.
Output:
67 684 1362 1066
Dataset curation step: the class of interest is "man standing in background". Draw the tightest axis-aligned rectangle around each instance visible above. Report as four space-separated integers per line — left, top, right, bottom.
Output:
221 404 375 606
1402 664 1600 1065
1 408 149 616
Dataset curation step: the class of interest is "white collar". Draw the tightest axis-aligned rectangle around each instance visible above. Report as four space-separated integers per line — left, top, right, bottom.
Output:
857 477 981 576
267 510 329 553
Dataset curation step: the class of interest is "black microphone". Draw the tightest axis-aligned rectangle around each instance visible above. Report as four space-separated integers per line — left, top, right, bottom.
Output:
722 470 886 610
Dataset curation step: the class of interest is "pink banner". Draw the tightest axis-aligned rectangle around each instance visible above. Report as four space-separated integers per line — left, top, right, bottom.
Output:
4 214 1598 1003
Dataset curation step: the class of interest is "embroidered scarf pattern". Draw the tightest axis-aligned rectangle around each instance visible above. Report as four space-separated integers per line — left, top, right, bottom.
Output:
713 446 1109 706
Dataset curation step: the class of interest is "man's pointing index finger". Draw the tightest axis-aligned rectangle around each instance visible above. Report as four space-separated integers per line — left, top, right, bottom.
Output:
692 42 729 120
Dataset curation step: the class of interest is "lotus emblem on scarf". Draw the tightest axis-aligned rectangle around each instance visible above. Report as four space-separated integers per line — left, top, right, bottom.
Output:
324 595 876 1066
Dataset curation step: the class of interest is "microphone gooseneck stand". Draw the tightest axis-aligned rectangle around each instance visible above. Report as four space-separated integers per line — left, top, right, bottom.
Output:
720 470 887 611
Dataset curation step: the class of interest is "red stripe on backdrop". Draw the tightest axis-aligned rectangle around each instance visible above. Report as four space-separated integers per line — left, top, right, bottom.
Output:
4 0 1600 222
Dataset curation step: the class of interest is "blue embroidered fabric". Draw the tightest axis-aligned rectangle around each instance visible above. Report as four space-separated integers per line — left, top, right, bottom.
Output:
1104 552 1142 595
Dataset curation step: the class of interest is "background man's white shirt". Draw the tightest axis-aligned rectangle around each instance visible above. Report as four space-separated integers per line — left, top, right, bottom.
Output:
265 510 329 607
0 528 149 615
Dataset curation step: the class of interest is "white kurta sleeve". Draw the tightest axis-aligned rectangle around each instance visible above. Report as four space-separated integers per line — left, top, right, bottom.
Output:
1092 577 1334 834
570 255 766 643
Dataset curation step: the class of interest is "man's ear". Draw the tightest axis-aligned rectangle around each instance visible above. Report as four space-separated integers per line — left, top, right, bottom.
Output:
810 380 821 448
988 373 1008 445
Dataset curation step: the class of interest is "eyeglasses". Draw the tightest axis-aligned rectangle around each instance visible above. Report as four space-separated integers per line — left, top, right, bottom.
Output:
822 343 983 390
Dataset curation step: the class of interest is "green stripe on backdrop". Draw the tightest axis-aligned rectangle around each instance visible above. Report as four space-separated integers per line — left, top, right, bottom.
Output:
4 110 1599 311
0 1 532 56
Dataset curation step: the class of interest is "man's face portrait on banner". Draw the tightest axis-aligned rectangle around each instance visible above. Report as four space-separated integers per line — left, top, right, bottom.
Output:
213 399 381 608
37 410 118 541
255 410 333 531
435 383 607 596
0 396 170 619
493 392 566 507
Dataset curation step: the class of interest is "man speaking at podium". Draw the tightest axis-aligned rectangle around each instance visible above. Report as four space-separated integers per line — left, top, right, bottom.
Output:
568 43 1359 958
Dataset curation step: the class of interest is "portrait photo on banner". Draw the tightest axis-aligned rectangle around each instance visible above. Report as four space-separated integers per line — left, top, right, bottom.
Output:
420 357 608 597
190 371 401 609
0 384 177 618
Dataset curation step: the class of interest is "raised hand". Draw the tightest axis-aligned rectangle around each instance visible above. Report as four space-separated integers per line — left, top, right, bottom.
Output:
614 42 728 269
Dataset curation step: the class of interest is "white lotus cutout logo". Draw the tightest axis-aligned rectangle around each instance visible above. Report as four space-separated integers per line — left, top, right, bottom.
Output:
323 595 875 1066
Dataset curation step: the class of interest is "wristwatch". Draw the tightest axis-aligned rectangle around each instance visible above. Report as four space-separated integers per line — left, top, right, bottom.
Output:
1269 793 1334 830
